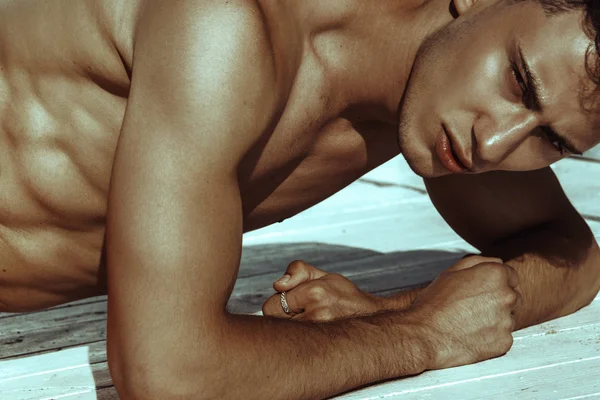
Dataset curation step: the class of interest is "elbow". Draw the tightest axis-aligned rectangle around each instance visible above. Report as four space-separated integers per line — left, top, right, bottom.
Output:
560 276 600 318
108 342 222 400
580 250 600 309
582 280 600 309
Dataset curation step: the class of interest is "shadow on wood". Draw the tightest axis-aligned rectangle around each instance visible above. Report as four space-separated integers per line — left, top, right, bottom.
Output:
230 242 464 313
0 241 466 398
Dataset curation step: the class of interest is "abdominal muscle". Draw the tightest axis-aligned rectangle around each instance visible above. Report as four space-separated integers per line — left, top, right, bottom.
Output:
0 74 123 311
0 0 401 312
0 86 397 312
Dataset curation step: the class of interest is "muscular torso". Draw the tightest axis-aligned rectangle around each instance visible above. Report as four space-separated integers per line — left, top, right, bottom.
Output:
0 0 400 310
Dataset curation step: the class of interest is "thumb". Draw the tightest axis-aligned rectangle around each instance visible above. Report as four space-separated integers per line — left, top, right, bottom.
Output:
273 260 328 292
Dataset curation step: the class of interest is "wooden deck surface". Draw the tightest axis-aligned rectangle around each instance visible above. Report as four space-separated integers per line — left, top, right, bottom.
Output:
1 153 599 399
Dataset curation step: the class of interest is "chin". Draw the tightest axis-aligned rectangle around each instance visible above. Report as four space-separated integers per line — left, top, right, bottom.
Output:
398 133 435 178
401 148 436 178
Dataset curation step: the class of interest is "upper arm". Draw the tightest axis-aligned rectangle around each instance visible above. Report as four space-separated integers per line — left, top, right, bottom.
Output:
106 1 278 389
424 167 584 251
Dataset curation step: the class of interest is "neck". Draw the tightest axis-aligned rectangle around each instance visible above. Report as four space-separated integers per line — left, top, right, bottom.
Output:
291 0 456 124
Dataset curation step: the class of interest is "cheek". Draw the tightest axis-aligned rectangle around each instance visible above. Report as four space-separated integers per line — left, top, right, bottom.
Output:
457 51 506 102
496 137 561 171
410 27 460 90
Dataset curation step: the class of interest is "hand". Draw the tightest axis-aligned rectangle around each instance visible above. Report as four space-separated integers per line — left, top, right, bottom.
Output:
407 255 521 370
262 260 381 322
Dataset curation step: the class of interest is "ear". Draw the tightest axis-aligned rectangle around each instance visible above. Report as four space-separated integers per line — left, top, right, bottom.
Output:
452 0 479 16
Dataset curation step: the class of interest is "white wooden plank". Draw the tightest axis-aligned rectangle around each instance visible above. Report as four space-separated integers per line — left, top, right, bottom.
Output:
244 205 600 260
552 158 600 218
0 347 97 400
338 298 600 399
1 302 106 338
361 157 427 190
244 197 471 254
579 145 600 161
249 157 427 225
244 157 600 254
339 355 600 400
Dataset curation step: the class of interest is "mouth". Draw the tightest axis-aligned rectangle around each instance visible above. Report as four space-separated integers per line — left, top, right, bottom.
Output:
436 125 470 173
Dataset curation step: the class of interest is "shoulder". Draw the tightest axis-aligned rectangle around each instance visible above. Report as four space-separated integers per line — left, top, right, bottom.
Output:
126 0 281 153
132 0 277 95
133 0 272 52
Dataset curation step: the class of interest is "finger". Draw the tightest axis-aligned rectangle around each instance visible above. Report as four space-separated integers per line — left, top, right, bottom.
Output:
503 264 520 289
261 290 306 319
279 288 305 314
262 293 291 319
273 260 328 292
448 255 504 271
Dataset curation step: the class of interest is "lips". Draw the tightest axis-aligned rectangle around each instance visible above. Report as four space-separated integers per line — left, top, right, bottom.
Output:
436 127 468 173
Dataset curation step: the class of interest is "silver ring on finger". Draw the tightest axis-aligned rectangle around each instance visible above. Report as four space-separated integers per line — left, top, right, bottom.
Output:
280 291 295 315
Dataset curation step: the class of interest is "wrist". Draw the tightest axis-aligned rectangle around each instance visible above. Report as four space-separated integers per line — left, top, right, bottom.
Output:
400 309 436 373
372 288 424 312
385 310 433 376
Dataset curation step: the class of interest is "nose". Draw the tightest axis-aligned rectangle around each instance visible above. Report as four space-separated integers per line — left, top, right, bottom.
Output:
472 107 539 165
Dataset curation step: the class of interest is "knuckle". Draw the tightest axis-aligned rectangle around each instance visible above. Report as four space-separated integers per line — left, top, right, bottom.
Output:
461 253 480 259
499 315 514 331
464 255 488 263
461 255 502 265
287 260 307 273
486 256 504 264
262 302 273 316
500 335 514 354
312 309 333 322
307 285 328 302
262 297 278 315
485 264 507 281
504 290 518 307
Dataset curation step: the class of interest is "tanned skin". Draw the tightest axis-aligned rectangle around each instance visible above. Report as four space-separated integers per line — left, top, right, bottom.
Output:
0 0 599 398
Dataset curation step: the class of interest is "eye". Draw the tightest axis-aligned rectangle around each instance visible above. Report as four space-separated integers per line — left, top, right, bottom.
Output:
542 128 568 155
510 61 527 99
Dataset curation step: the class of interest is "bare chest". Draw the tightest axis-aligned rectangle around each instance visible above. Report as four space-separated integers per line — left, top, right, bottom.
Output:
239 106 399 230
0 72 398 308
1 80 395 226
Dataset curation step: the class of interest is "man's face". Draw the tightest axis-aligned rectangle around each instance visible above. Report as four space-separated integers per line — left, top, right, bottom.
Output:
398 0 599 178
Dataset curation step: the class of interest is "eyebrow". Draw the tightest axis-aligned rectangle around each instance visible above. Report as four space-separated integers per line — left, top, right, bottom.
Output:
517 44 585 155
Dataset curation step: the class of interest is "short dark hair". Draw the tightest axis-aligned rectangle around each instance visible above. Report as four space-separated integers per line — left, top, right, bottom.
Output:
533 0 600 108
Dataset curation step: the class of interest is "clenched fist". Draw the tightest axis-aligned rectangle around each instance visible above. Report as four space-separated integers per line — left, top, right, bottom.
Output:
262 260 382 321
406 255 522 370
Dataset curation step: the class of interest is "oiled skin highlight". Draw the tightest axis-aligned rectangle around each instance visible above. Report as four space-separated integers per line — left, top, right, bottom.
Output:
1 1 599 398
0 0 402 310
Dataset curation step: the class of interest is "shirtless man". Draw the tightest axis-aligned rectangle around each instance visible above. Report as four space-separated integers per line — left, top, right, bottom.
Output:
1 0 599 398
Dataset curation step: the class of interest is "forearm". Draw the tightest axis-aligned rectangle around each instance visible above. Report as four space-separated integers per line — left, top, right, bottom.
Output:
152 311 429 399
482 219 600 331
